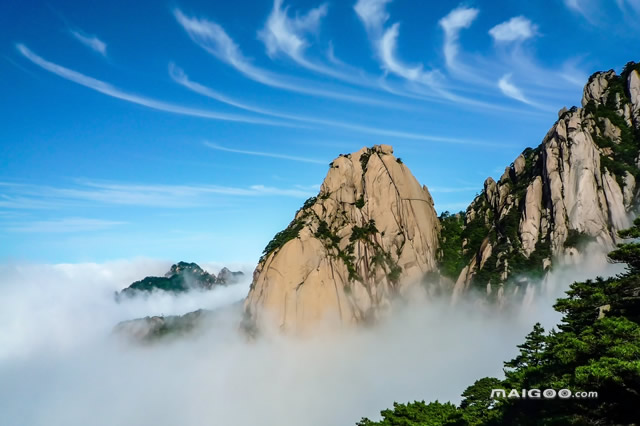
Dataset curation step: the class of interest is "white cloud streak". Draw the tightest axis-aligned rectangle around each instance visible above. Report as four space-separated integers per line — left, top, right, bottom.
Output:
354 0 437 86
204 142 326 164
174 6 554 115
69 29 107 56
171 66 502 146
62 181 318 201
563 0 599 24
6 217 126 233
439 6 479 70
0 180 317 211
257 0 369 84
489 16 538 43
379 23 436 84
564 0 585 13
354 0 392 35
259 0 328 61
173 8 395 107
15 44 291 127
498 73 531 104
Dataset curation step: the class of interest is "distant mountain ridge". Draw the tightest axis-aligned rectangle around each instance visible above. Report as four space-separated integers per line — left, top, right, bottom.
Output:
114 301 245 342
118 261 243 298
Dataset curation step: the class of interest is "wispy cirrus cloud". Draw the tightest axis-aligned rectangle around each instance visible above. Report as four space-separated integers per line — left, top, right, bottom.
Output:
439 6 479 71
204 142 326 164
259 0 328 62
257 0 368 84
489 16 538 43
60 181 317 203
564 0 640 28
563 0 600 25
498 73 531 104
354 3 555 113
173 5 552 114
354 0 392 36
6 217 125 233
355 0 438 86
435 5 582 109
173 9 253 76
172 66 503 146
0 180 317 212
15 44 290 127
169 64 265 113
173 8 395 107
69 29 107 56
379 23 437 84
564 0 586 14
564 0 587 14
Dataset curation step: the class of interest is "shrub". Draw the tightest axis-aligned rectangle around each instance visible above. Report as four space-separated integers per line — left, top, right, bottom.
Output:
360 149 372 171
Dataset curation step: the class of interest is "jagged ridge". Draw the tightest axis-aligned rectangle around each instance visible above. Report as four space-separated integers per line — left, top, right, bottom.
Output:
118 261 243 298
243 61 640 333
443 61 640 297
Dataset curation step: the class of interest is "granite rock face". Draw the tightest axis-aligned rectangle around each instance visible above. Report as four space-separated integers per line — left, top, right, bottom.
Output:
450 62 640 295
244 145 440 334
243 62 640 333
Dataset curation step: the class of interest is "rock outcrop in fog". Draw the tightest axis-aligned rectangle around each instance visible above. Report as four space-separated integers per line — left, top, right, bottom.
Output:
244 145 440 333
118 262 243 298
243 62 640 333
448 62 640 296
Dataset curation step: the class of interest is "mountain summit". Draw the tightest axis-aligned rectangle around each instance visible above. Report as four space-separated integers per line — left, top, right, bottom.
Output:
244 145 441 333
118 262 243 297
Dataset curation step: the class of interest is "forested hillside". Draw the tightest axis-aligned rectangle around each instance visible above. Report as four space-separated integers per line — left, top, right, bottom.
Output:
358 219 640 425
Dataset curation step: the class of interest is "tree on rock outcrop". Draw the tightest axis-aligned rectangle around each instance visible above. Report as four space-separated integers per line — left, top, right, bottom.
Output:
358 218 640 425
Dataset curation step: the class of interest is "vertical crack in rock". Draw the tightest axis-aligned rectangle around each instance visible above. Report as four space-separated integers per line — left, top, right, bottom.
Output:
244 145 441 334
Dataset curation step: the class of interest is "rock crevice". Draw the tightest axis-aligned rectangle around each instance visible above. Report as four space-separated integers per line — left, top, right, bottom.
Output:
449 62 640 294
244 145 440 333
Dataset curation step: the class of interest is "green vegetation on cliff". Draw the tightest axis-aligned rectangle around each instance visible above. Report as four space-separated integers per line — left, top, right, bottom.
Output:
438 211 466 280
260 196 317 262
357 219 640 425
118 261 231 297
463 146 550 287
439 62 640 288
588 63 640 186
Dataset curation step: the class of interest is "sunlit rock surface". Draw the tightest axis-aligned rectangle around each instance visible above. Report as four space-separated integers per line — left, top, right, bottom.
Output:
244 145 441 334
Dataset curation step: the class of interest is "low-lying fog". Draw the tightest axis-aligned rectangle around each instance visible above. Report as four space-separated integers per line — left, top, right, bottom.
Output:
0 248 624 426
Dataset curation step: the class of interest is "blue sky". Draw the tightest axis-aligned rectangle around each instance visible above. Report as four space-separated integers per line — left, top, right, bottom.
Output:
0 0 638 264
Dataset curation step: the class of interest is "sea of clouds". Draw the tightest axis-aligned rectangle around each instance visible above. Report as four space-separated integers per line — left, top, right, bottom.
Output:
0 248 624 426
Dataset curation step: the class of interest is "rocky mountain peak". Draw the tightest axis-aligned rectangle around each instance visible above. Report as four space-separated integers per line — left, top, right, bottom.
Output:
243 61 640 332
445 61 640 298
118 262 243 298
582 70 618 108
244 144 440 334
164 261 206 278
